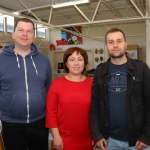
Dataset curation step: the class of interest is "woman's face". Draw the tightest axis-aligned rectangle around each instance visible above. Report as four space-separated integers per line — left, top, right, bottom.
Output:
66 51 85 75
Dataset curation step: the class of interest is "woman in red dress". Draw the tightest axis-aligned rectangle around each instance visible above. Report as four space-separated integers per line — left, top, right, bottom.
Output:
46 47 94 150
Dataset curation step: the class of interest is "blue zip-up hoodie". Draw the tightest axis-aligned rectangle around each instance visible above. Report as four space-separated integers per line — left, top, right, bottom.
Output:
0 44 52 123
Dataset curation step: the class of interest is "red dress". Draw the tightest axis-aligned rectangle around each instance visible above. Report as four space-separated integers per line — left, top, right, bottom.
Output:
46 76 93 150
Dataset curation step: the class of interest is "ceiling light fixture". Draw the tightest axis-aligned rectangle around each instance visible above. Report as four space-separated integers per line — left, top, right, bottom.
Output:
12 12 20 15
52 0 90 8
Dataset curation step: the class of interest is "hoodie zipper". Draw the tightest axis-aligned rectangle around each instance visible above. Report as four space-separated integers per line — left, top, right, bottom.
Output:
23 57 30 123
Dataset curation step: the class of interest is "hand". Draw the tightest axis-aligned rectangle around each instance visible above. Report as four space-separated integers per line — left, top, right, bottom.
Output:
96 138 107 150
53 135 64 150
135 140 148 150
92 140 96 149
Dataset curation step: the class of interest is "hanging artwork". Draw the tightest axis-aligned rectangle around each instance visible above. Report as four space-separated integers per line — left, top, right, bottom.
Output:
126 45 138 59
126 49 138 59
61 26 82 45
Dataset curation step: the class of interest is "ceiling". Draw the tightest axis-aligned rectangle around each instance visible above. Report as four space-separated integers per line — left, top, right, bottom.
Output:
0 0 150 39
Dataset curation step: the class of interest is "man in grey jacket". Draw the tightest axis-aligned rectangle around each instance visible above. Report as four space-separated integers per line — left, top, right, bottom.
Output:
0 18 52 150
90 28 150 150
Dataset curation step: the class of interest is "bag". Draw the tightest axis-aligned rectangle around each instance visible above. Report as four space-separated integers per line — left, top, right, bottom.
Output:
0 134 4 150
50 141 54 150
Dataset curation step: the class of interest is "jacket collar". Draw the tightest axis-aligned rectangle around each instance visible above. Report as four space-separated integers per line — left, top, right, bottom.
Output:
102 57 135 75
127 57 135 69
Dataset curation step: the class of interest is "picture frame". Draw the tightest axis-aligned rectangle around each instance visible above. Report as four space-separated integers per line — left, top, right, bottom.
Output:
58 62 64 69
126 45 138 59
61 26 82 45
126 49 138 59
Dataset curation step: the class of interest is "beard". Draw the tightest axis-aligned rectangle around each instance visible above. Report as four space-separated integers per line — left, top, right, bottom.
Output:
109 51 125 58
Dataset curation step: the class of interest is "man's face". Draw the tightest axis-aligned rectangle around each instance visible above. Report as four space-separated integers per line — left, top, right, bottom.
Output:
12 21 35 48
105 31 127 58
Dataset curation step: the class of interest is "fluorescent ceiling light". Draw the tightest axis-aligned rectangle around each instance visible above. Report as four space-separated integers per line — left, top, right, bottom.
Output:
12 12 20 15
52 0 90 8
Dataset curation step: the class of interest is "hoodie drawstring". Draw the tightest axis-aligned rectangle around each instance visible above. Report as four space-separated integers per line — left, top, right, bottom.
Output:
31 56 38 75
15 53 20 68
15 53 38 76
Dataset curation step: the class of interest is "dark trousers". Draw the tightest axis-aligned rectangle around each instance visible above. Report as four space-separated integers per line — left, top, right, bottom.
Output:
1 117 49 150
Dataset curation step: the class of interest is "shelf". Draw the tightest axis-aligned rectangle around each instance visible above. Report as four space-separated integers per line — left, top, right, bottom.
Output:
54 73 67 78
87 74 94 78
53 49 93 53
54 73 93 79
53 50 66 53
53 49 94 71
48 49 97 79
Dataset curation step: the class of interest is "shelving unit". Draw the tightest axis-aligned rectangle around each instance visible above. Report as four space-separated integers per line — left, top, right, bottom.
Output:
49 48 104 78
53 49 94 71
37 43 49 56
54 73 67 78
49 49 94 79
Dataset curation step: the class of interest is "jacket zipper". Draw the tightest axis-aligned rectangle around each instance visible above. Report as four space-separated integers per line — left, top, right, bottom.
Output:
23 57 30 123
127 73 134 96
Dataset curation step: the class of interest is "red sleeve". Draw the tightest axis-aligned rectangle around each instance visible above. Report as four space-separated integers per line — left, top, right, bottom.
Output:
45 80 58 128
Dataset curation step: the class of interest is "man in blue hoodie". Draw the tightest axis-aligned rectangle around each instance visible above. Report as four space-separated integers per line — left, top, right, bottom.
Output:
0 18 52 150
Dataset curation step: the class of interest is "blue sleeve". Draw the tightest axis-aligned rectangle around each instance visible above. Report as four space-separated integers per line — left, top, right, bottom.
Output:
46 58 52 91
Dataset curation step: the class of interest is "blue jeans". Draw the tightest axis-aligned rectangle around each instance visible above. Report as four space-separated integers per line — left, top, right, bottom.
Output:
107 137 150 150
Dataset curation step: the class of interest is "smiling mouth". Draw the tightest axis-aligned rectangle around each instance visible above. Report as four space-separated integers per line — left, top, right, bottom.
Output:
113 50 120 53
74 67 80 70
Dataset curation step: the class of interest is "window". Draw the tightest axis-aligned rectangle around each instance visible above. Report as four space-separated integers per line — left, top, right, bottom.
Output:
6 16 14 33
37 24 46 38
0 16 4 31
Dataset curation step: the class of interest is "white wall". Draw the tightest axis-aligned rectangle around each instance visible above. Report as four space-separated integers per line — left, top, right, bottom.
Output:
47 25 148 79
48 25 146 67
47 28 105 79
0 24 147 67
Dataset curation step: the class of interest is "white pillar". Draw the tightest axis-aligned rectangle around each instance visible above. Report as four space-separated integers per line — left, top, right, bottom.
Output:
146 20 150 67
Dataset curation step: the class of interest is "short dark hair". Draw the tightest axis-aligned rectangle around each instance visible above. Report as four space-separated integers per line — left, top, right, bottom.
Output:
63 47 88 73
105 28 126 43
14 18 35 32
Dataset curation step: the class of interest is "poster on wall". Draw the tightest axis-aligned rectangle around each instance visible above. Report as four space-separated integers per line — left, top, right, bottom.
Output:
61 26 82 45
126 49 138 59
